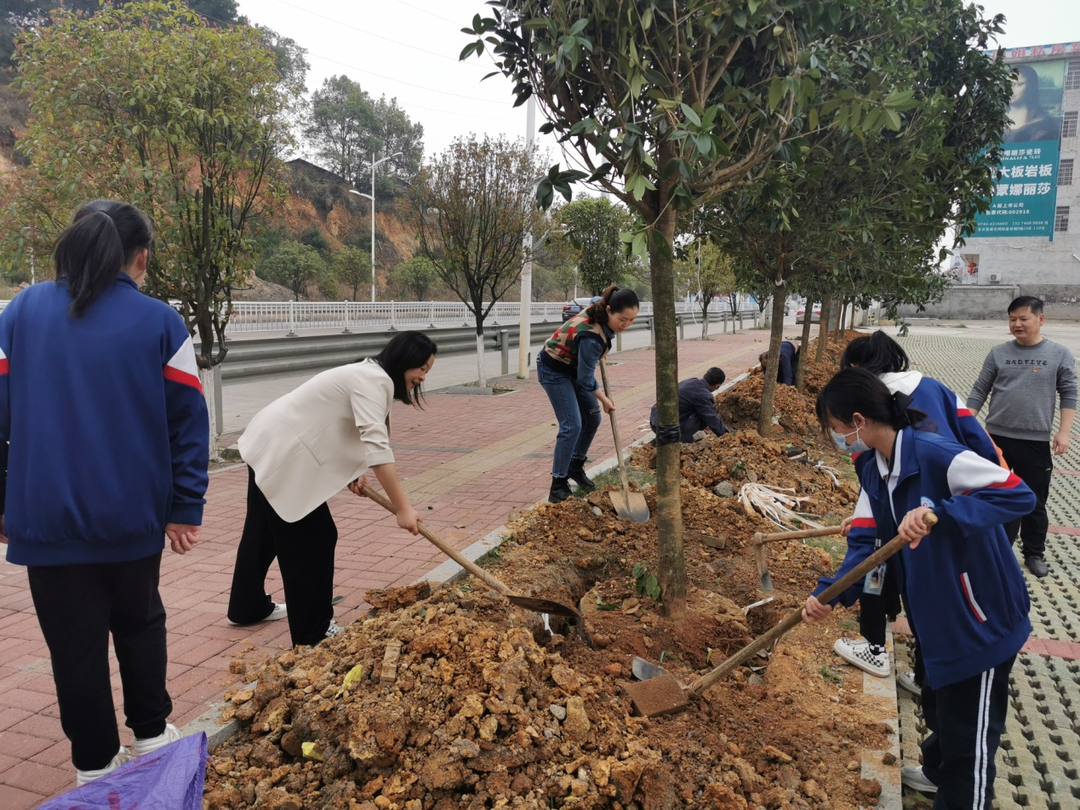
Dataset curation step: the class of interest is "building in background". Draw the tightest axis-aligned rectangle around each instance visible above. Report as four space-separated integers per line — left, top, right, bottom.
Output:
959 43 1079 301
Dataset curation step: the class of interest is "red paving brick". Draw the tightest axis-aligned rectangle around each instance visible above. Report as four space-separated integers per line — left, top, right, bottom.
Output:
0 331 778 803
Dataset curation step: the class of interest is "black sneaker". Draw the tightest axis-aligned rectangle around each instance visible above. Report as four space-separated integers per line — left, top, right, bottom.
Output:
1025 556 1049 578
549 476 573 503
567 458 596 492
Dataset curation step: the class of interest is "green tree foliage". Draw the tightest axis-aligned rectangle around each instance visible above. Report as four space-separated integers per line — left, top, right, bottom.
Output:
332 245 372 301
3 0 297 373
305 75 423 194
388 255 438 301
261 240 327 300
465 0 928 616
411 134 544 385
556 196 632 295
674 240 736 338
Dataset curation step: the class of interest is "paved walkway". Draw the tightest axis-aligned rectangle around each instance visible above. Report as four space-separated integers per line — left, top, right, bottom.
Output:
0 325 773 808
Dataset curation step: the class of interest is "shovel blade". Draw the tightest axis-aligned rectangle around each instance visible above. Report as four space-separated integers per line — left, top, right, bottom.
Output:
609 490 650 523
631 656 669 681
506 595 580 619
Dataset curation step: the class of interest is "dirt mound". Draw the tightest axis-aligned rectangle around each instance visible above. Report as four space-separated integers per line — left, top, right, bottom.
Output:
205 330 893 809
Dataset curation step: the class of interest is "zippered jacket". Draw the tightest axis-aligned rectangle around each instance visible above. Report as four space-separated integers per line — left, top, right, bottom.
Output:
0 277 209 566
814 428 1033 688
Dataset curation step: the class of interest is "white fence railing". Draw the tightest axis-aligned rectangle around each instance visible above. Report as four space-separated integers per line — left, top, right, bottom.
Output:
0 298 760 335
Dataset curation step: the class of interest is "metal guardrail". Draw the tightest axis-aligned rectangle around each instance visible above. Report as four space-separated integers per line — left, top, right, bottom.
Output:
219 307 759 382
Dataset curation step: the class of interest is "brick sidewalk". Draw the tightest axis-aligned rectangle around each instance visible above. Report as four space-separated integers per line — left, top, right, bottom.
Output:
0 329 770 808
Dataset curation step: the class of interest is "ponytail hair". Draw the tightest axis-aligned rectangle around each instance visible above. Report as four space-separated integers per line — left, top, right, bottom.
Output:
816 368 927 435
840 330 910 374
586 284 640 325
54 200 152 317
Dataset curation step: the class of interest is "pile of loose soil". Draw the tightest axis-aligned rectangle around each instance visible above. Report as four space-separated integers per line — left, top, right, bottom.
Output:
204 330 895 809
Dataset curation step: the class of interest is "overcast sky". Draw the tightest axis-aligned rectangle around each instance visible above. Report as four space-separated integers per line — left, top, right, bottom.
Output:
235 0 1080 165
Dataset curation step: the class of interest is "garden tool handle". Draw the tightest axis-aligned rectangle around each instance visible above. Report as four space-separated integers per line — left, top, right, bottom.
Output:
689 512 938 697
598 359 631 493
360 483 512 596
753 525 845 544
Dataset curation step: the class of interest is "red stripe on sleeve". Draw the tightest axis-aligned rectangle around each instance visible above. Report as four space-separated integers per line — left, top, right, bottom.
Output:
851 517 877 528
0 358 8 375
164 365 203 393
956 407 973 417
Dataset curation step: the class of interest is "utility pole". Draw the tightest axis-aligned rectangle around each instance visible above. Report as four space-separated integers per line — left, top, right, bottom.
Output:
518 95 537 379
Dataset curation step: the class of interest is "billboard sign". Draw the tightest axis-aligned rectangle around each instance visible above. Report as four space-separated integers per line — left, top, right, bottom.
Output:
974 57 1066 239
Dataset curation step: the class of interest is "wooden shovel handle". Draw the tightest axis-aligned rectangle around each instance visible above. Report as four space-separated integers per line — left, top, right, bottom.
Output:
689 512 937 697
753 525 844 545
360 484 512 597
598 359 631 494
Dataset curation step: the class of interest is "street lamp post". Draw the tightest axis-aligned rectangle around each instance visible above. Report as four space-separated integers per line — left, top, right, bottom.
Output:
349 150 403 302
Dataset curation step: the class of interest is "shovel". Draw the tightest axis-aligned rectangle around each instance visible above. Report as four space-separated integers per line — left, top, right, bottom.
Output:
625 512 937 716
752 524 845 592
361 484 580 619
598 359 650 523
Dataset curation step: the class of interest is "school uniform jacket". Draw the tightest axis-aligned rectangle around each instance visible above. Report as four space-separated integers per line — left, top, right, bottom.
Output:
815 428 1034 689
238 359 395 522
0 276 209 566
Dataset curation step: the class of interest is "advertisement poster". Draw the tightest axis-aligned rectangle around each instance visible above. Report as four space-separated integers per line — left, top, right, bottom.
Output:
974 56 1065 239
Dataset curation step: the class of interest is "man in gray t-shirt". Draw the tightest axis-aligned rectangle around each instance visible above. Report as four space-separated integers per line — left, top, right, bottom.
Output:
967 296 1077 578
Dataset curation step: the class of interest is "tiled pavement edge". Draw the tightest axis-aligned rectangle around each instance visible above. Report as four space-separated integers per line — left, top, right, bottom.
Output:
0 328 777 808
894 332 1080 810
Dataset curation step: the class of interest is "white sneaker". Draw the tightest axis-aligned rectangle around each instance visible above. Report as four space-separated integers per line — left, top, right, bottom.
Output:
133 722 183 756
901 765 938 794
325 620 345 638
833 637 890 677
228 601 287 626
76 746 134 786
896 671 920 697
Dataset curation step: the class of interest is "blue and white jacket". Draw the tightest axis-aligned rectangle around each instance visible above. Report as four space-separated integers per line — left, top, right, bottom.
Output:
814 428 1033 688
0 276 209 566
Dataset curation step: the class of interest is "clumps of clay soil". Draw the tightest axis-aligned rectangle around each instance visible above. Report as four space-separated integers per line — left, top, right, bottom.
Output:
205 331 894 809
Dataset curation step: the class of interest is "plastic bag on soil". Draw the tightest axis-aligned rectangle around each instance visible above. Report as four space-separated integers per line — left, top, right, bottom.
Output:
39 732 207 810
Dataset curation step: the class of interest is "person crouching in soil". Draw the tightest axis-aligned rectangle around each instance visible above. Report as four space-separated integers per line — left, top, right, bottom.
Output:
804 368 1033 807
227 330 436 646
538 285 639 503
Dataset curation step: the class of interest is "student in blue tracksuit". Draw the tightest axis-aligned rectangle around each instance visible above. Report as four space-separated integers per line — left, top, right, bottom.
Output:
759 340 799 386
0 201 209 786
805 368 1033 807
824 332 1002 681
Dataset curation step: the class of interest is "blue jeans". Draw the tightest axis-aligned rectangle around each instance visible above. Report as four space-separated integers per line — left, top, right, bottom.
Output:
538 359 602 477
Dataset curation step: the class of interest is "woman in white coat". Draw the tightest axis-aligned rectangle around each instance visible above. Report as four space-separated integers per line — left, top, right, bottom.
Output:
226 330 436 646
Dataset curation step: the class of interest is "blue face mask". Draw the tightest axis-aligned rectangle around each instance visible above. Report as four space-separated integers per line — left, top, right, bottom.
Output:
831 425 871 455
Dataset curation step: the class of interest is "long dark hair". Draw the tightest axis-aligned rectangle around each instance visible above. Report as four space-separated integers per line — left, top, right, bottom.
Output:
54 200 152 318
585 284 639 325
816 368 927 434
371 331 438 406
840 331 910 374
1010 64 1046 114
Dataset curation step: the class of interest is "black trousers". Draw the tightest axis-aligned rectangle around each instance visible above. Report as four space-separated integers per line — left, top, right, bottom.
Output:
990 434 1050 558
921 655 1015 809
857 563 902 648
227 466 338 646
27 553 170 771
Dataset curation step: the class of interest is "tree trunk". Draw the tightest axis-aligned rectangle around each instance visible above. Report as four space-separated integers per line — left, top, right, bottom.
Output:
647 194 687 620
475 329 487 387
795 303 814 393
700 300 710 340
199 366 219 461
756 281 788 436
815 291 833 363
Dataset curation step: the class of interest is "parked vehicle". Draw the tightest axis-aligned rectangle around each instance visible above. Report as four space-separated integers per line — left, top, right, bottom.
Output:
795 304 822 324
561 296 601 322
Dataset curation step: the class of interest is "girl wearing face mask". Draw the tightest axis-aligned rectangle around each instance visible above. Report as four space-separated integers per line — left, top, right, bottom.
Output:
805 368 1034 808
828 332 1003 682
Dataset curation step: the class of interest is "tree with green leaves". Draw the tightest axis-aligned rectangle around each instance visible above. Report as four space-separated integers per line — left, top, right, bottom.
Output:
465 0 922 617
332 245 373 301
2 0 297 453
305 75 422 194
556 196 632 295
388 255 438 301
261 240 327 300
411 134 544 386
674 239 736 339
